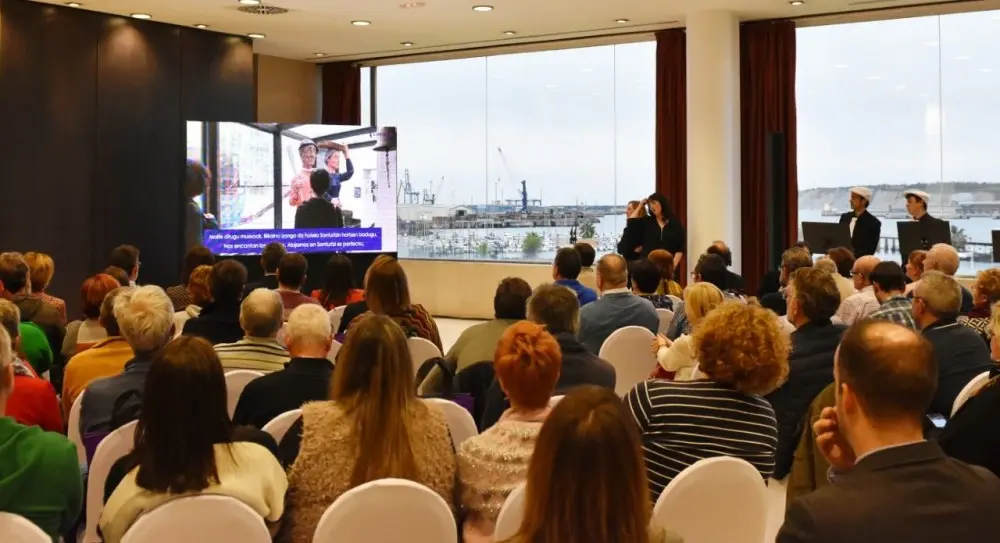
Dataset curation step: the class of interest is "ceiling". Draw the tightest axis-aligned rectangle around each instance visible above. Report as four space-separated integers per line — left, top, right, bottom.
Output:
30 0 1000 62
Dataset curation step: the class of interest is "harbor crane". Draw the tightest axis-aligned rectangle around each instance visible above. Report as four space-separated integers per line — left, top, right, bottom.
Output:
497 147 541 212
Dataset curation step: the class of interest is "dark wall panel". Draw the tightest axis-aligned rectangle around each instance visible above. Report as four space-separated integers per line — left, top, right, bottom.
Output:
181 30 255 121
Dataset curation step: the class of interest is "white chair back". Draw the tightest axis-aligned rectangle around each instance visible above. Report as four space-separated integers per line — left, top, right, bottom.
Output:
651 457 768 543
656 309 674 336
667 294 683 307
326 339 342 363
83 421 138 543
952 370 992 416
548 395 565 407
68 391 85 467
598 326 658 396
262 408 303 444
328 306 346 335
0 512 49 543
312 478 456 543
121 495 271 543
493 482 526 541
225 370 265 418
407 337 443 379
423 398 477 449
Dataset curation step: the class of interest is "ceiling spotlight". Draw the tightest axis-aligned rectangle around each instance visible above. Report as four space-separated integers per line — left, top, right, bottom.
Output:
981 68 995 73
238 0 261 5
65 2 82 7
789 0 805 5
247 33 266 39
503 30 516 36
399 1 425 7
314 53 326 57
130 13 151 19
615 18 629 24
194 24 208 29
401 41 414 47
351 20 371 26
472 5 494 12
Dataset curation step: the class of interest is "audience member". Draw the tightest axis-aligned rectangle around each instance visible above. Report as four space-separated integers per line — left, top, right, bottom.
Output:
665 253 736 339
62 287 134 415
630 259 675 310
912 271 994 418
500 386 681 543
826 247 855 279
552 247 597 306
574 242 598 291
422 277 531 395
627 302 787 502
647 249 683 297
215 289 290 372
868 262 916 329
310 254 364 310
835 255 881 325
61 273 120 359
759 241 811 298
242 242 286 297
79 286 173 435
906 249 927 284
579 254 658 354
109 245 140 286
0 299 62 432
183 260 247 345
346 256 442 350
480 284 615 430
814 257 855 302
962 267 1000 342
785 381 836 503
761 248 813 316
24 252 66 324
777 321 1000 542
172 264 212 339
459 321 561 543
335 255 393 336
652 282 725 381
234 304 334 429
17 321 53 377
912 243 974 313
706 240 745 293
100 336 286 543
165 246 215 312
0 252 65 382
276 253 320 319
765 268 846 480
0 325 82 540
294 170 342 228
102 266 131 289
277 315 456 543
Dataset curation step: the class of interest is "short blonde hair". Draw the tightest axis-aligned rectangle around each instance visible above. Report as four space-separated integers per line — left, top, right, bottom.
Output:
683 282 725 327
975 268 1000 305
114 286 174 353
914 271 961 319
813 258 837 275
693 301 790 395
285 304 332 346
927 244 960 276
24 252 54 292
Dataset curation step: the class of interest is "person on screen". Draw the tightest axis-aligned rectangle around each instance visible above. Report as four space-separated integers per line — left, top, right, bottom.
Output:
294 171 343 229
289 140 349 207
322 146 354 208
838 187 881 258
184 160 210 251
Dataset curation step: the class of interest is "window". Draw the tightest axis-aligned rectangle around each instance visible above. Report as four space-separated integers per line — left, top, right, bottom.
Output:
375 42 657 263
797 11 1000 273
217 123 275 230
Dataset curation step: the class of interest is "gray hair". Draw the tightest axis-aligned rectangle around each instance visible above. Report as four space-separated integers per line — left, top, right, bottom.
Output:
0 299 20 342
240 289 284 338
114 285 174 353
814 258 838 275
285 304 332 346
915 271 961 320
927 243 960 276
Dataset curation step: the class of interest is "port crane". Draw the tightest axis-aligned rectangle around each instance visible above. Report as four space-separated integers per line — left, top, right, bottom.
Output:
497 147 541 212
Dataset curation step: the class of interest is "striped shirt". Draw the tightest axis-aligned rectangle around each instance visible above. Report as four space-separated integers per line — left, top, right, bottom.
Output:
626 379 778 502
214 337 290 372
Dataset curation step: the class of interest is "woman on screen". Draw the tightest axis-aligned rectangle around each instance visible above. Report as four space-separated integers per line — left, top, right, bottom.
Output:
289 140 350 207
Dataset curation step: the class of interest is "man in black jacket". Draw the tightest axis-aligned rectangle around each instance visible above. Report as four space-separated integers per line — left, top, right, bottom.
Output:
706 240 745 293
183 260 247 345
241 242 286 298
904 189 948 226
761 247 813 316
294 170 343 229
838 186 881 258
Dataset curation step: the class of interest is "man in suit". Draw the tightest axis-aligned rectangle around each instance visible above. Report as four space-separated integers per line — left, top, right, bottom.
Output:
838 187 881 258
241 242 286 298
904 189 948 226
777 320 1000 542
579 254 658 354
760 247 813 317
706 240 745 293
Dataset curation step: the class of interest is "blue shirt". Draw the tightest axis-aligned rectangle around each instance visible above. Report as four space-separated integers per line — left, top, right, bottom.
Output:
321 159 354 201
555 279 598 306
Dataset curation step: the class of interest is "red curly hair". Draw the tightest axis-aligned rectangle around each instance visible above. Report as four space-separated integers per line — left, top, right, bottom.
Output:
693 301 790 395
494 321 562 410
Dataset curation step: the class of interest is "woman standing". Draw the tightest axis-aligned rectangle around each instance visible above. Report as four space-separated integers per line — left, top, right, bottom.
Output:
617 200 646 262
621 194 685 272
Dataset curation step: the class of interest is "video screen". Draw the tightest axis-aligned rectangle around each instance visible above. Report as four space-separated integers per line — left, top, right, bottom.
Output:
185 122 398 255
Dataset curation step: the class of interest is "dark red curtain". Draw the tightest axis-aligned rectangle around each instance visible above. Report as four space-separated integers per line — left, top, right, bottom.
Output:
655 29 687 284
321 61 361 125
740 20 798 295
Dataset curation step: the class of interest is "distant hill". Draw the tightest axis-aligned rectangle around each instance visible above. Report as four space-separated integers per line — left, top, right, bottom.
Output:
799 182 1000 210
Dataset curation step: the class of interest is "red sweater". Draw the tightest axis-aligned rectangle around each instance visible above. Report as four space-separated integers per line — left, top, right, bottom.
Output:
7 375 64 434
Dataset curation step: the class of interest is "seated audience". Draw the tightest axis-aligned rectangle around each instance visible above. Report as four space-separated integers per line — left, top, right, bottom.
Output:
242 242 286 298
665 253 735 339
62 287 133 415
459 321 561 543
627 302 787 501
165 246 215 312
552 247 597 306
24 252 66 324
183 260 247 345
102 266 130 289
777 321 1000 542
630 259 675 310
761 248 813 317
276 253 320 319
913 271 994 418
647 249 683 297
500 386 681 543
910 243 974 313
813 258 855 302
480 283 615 430
758 241 811 299
574 242 598 291
172 264 212 338
62 273 120 359
825 247 856 280
906 249 927 284
80 286 173 435
277 315 456 543
579 254 658 354
100 336 286 543
706 240 745 293
310 254 365 310
18 320 53 377
765 268 846 480
785 381 835 504
346 256 442 350
835 255 881 325
0 326 82 540
962 268 1000 342
652 283 725 380
868 261 916 329
0 300 62 432
294 170 343 228
234 304 334 429
215 289 290 372
335 255 394 336
421 277 531 395
108 245 140 286
0 252 65 382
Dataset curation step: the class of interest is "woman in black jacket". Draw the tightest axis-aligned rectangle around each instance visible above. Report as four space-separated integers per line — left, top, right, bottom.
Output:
619 193 685 272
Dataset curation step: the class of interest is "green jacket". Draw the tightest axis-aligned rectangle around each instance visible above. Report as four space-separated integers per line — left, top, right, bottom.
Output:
18 322 53 376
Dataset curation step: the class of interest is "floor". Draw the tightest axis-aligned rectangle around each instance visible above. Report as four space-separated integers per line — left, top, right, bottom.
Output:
435 318 481 353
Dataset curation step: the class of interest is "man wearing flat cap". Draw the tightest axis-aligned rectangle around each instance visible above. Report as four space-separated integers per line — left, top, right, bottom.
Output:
904 189 948 227
839 186 881 257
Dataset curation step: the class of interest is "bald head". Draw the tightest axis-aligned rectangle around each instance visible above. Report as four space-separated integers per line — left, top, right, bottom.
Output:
596 254 628 290
852 255 881 288
925 243 960 276
240 288 284 338
706 240 733 267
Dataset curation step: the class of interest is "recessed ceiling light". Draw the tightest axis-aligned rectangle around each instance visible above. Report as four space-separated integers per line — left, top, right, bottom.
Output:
472 5 494 12
130 13 151 19
790 1 805 6
981 68 994 73
835 64 850 68
65 2 82 7
926 40 939 46
194 24 208 29
351 20 371 26
503 30 516 36
238 0 261 5
867 75 881 80
615 18 629 24
545 83 557 89
401 41 414 47
399 1 425 7
895 84 908 90
314 53 326 57
247 33 266 39
956 55 971 60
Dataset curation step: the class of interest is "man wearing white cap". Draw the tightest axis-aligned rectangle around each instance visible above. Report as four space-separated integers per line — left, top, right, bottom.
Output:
839 187 882 257
904 189 948 226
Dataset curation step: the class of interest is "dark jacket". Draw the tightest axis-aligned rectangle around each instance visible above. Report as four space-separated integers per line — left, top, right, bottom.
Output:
838 210 882 258
242 274 279 299
938 375 1000 479
337 300 368 336
725 269 746 294
12 295 66 386
620 216 686 260
79 356 153 435
181 301 244 346
960 286 974 315
758 269 782 298
765 320 847 479
778 441 1000 543
232 357 334 429
761 291 787 316
479 332 615 430
294 197 343 229
922 319 995 418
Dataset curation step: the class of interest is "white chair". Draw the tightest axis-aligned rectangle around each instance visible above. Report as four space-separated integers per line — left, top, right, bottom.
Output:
407 337 443 379
651 457 768 543
121 495 271 543
493 482 526 542
312 478 456 543
328 306 346 335
326 339 342 363
0 512 49 543
667 294 683 308
548 395 565 407
423 398 477 449
656 309 675 336
67 391 85 467
225 370 265 418
952 370 992 416
598 326 658 396
83 421 138 543
262 408 303 444
765 477 788 543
